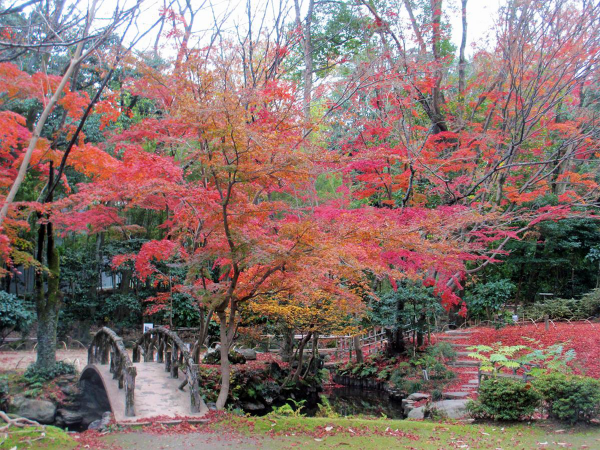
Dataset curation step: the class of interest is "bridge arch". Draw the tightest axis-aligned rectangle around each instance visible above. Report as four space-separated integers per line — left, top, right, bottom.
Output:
133 326 208 414
88 327 136 416
78 365 114 421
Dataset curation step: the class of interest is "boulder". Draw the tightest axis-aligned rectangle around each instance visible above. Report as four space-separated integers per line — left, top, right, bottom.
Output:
241 401 266 412
237 348 257 361
407 399 470 420
57 409 83 426
88 411 112 431
60 384 80 397
12 397 56 424
202 346 246 365
407 393 430 401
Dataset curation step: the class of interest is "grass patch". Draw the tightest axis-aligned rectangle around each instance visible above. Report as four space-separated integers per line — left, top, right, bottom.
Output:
0 426 76 450
219 415 600 449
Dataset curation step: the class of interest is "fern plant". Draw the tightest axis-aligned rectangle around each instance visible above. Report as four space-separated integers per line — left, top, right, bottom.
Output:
467 343 528 375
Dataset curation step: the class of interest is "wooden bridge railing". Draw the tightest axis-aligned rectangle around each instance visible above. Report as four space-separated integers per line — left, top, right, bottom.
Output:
88 327 137 417
132 327 208 414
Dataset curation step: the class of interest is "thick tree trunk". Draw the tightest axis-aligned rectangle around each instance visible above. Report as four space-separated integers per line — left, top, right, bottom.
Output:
281 327 294 362
385 328 406 356
215 310 230 410
353 334 364 363
35 164 61 370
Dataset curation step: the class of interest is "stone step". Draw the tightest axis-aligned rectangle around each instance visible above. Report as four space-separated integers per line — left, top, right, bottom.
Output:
449 359 480 368
437 335 471 340
456 351 472 357
443 391 472 400
449 343 472 348
444 330 473 336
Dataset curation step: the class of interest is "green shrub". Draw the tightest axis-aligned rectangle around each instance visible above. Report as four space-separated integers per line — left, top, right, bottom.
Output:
526 289 600 320
24 361 77 384
0 292 35 344
464 280 515 321
534 372 600 423
467 378 541 421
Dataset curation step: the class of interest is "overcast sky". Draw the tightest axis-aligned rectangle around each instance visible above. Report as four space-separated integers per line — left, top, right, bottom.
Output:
92 0 502 56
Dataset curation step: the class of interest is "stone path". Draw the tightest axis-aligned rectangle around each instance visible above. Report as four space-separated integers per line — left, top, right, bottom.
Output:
436 330 479 399
93 361 206 423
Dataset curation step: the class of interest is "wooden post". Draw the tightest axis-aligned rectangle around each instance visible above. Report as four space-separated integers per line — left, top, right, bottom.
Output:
165 351 172 372
171 347 178 378
101 341 110 365
157 336 164 363
545 314 550 331
125 366 136 417
88 344 95 364
190 363 201 413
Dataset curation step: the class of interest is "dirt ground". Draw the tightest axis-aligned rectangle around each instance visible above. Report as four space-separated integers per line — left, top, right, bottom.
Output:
0 349 88 371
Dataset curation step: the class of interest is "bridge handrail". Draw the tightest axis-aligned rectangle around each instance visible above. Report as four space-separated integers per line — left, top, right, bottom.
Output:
88 327 136 417
132 327 207 414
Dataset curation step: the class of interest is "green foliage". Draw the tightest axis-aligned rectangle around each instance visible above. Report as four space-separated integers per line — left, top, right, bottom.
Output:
0 375 9 410
370 282 443 353
534 373 600 423
464 280 515 321
467 378 541 421
269 398 307 418
0 292 35 341
478 219 600 303
468 343 528 374
315 395 341 418
24 361 76 384
519 338 575 375
525 289 600 320
410 343 457 381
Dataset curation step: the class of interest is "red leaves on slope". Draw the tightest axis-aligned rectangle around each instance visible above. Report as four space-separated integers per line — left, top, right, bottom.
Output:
465 322 600 378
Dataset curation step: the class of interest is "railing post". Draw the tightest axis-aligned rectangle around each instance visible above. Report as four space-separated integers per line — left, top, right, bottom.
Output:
171 347 178 378
157 336 164 363
88 343 95 364
101 338 110 365
133 345 140 363
125 365 136 417
165 350 172 372
110 350 115 374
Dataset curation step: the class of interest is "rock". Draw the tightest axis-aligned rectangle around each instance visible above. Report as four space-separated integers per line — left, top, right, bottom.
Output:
87 419 103 430
407 400 470 420
442 391 470 400
407 393 430 401
269 362 283 379
13 397 56 424
237 348 257 360
202 346 247 365
207 402 217 411
57 409 83 426
241 401 266 412
88 411 112 431
60 384 80 397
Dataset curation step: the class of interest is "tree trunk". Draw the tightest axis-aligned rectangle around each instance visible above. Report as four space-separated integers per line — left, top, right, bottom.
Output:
215 310 230 410
385 328 406 356
353 334 364 363
458 0 468 96
35 164 61 370
281 327 294 362
291 331 312 384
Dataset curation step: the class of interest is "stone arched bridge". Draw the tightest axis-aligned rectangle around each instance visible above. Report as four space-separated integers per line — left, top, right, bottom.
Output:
80 327 208 422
